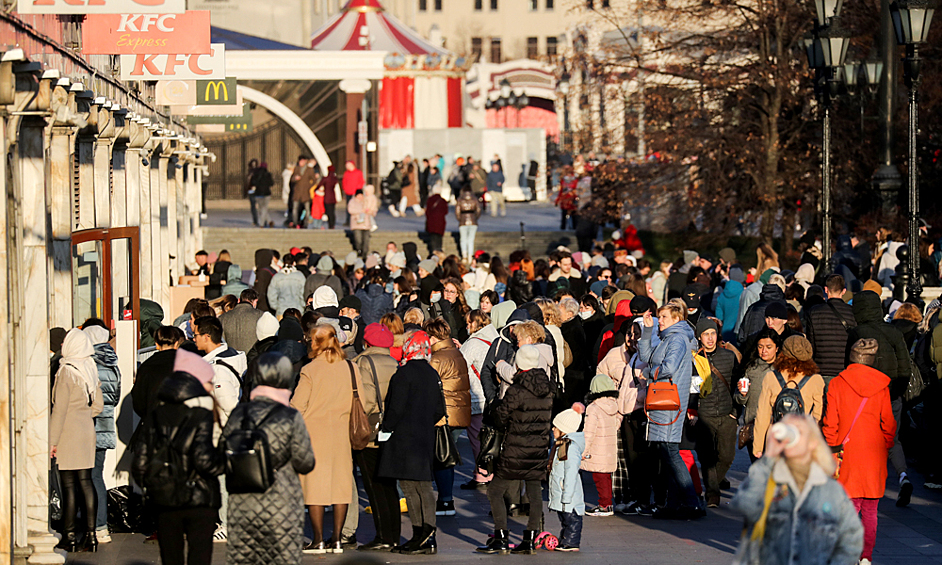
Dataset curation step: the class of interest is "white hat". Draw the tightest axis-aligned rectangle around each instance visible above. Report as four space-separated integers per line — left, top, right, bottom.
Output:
553 409 582 435
256 312 279 341
388 252 407 269
311 286 339 309
515 345 541 371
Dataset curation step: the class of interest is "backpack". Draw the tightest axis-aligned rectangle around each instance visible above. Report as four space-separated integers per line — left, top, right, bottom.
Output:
772 370 811 423
225 406 280 494
385 166 402 191
141 411 194 508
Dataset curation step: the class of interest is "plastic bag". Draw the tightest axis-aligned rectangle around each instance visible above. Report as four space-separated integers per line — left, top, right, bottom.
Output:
107 486 152 533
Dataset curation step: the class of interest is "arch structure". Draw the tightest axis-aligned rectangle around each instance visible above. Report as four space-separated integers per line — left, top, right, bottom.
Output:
237 85 333 174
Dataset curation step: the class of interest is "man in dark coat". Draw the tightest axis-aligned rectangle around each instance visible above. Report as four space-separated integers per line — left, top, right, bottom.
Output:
253 249 278 314
218 289 264 354
829 234 865 281
304 255 344 301
559 298 589 406
845 289 914 507
737 283 786 344
805 274 857 381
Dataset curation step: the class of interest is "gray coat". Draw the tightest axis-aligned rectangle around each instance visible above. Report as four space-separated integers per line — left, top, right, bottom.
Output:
267 269 306 317
219 302 265 353
354 347 398 449
223 398 315 565
92 343 121 449
638 321 696 443
731 457 862 565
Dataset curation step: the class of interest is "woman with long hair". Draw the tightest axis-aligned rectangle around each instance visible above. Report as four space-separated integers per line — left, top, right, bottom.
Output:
291 324 365 554
735 327 784 461
625 274 649 298
380 313 406 362
442 277 470 341
490 257 510 298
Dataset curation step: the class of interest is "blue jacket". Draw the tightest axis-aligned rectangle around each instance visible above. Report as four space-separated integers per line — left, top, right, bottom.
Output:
92 343 121 449
356 284 394 326
731 457 862 565
716 280 744 343
548 431 585 515
638 321 695 443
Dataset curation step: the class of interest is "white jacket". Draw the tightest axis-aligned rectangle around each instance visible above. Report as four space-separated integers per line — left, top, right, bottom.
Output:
202 344 247 425
460 324 499 415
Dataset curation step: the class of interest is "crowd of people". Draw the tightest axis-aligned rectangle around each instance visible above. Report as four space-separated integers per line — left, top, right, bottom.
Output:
47 226 942 565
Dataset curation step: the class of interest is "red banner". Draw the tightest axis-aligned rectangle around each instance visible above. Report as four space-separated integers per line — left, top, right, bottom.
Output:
82 10 211 54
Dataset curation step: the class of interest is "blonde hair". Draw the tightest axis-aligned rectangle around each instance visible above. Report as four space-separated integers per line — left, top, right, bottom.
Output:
513 321 545 344
380 312 404 335
893 302 923 324
403 307 425 326
534 297 563 327
308 324 345 363
780 413 836 476
660 299 687 322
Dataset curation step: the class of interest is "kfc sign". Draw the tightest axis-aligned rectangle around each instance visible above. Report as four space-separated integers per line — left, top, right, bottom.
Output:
120 43 225 80
83 11 211 54
18 0 185 15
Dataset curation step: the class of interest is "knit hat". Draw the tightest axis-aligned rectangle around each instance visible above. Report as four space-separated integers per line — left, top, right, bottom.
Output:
173 349 214 384
728 267 745 284
629 296 657 316
759 268 778 285
572 252 587 267
365 253 380 270
277 317 305 342
769 274 787 292
364 323 394 348
719 247 737 264
553 409 582 436
850 338 879 367
316 255 334 272
862 280 883 295
589 374 616 394
764 302 788 321
683 250 699 266
515 345 541 371
418 259 437 275
781 335 813 362
591 255 610 269
256 311 280 341
590 280 608 297
695 318 718 339
339 295 362 312
388 252 407 269
311 286 339 309
344 251 358 267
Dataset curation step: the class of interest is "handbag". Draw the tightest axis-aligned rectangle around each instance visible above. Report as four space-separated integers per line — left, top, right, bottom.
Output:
737 421 755 450
644 368 682 426
49 458 63 522
434 377 461 469
362 355 384 442
834 397 868 479
348 361 372 451
225 407 278 494
903 361 925 404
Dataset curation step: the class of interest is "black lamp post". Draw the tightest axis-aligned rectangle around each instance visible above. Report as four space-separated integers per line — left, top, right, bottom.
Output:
558 72 571 150
486 78 530 129
891 0 935 302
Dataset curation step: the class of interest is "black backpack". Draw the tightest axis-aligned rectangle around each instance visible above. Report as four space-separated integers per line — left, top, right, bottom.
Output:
225 406 280 494
772 370 811 423
141 412 194 508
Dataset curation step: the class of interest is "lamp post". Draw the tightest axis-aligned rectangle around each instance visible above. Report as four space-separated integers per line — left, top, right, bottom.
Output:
558 72 571 150
890 0 936 302
486 78 530 130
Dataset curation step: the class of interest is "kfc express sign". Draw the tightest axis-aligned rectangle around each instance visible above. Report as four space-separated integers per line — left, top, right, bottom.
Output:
83 11 211 54
18 0 184 14
120 43 225 80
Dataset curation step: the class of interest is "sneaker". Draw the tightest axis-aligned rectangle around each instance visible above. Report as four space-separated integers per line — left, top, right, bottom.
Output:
926 477 942 490
859 559 872 565
96 531 111 544
303 541 328 554
613 503 628 514
436 500 456 516
460 479 489 490
622 501 644 515
212 527 228 543
586 505 614 517
341 535 358 549
898 476 913 507
555 545 580 552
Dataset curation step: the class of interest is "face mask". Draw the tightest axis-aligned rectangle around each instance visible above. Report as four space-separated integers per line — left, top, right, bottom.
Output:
430 293 442 303
385 282 394 294
579 310 594 320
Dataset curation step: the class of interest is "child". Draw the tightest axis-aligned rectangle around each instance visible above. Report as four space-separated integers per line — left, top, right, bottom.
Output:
364 184 379 232
309 184 325 230
495 321 554 398
549 409 585 552
582 375 623 516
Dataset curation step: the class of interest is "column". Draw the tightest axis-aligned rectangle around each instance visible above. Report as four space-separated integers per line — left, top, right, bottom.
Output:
131 123 152 301
0 112 13 565
92 105 113 229
157 149 171 313
149 146 163 314
47 125 73 329
166 154 179 282
111 133 129 319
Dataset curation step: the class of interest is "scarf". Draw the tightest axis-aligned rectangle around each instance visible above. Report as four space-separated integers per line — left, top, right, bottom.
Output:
59 328 99 401
250 386 291 406
401 330 431 364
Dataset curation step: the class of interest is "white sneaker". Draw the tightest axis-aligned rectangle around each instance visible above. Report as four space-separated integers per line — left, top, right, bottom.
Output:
859 559 872 565
213 527 228 543
97 531 111 543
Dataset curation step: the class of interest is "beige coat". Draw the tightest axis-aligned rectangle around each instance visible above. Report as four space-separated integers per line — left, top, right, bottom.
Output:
292 355 364 505
753 371 825 457
50 367 103 470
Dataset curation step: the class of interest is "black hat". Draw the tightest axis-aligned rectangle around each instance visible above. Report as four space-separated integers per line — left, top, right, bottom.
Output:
339 295 362 312
764 302 788 321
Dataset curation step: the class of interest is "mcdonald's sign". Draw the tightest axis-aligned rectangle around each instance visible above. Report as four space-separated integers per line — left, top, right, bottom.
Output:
196 77 237 105
187 103 252 132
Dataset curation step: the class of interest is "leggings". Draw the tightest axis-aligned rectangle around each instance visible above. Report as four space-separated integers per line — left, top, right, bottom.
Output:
59 468 97 534
852 498 878 560
157 507 217 564
487 477 542 531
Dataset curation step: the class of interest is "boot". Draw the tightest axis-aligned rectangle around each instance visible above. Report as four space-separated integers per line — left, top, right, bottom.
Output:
81 531 98 553
391 526 422 554
511 530 537 555
55 532 81 553
401 525 436 555
476 529 510 554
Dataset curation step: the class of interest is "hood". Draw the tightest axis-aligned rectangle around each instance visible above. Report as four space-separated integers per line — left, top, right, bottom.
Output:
852 290 885 324
519 302 545 325
402 242 419 264
758 284 785 302
255 248 274 271
722 279 744 298
140 299 164 323
157 372 210 404
269 339 307 365
491 300 517 328
795 263 815 284
419 275 442 304
364 184 375 196
606 290 634 316
367 283 386 298
92 343 119 368
516 368 552 398
227 264 244 281
506 308 532 325
613 299 633 334
839 364 891 397
837 234 853 252
585 390 620 411
471 324 500 342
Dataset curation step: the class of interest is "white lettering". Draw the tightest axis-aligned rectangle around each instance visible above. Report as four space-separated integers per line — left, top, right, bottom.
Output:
156 14 175 31
139 13 158 31
117 13 141 32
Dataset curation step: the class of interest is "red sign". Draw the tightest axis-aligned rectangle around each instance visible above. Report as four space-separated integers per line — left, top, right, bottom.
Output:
82 11 211 54
18 0 185 15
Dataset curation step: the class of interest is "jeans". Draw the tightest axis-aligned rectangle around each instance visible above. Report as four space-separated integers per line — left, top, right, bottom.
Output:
433 427 462 501
353 229 371 258
344 194 353 226
59 468 97 534
890 397 907 476
652 441 701 509
400 480 436 529
219 475 228 528
488 478 542 531
591 473 613 508
249 195 258 225
342 473 359 538
257 196 271 227
560 208 573 230
92 449 108 530
852 498 878 560
355 448 401 544
557 510 582 547
459 225 478 259
157 507 217 564
467 414 492 483
291 201 306 226
489 192 506 216
697 414 738 501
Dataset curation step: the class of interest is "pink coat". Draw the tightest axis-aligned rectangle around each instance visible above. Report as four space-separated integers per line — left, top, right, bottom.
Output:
580 394 622 473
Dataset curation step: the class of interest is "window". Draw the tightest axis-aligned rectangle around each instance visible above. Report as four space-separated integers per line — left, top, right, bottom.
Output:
419 0 427 10
528 0 537 9
471 37 483 59
546 0 554 8
586 0 593 7
602 0 610 6
547 36 558 56
434 0 441 10
475 0 482 9
527 37 538 59
490 38 502 63
490 0 497 9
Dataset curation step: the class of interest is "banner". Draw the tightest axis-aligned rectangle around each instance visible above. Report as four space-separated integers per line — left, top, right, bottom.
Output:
187 103 253 132
82 11 211 55
18 0 185 14
155 80 196 106
169 93 244 116
120 43 224 80
195 77 238 105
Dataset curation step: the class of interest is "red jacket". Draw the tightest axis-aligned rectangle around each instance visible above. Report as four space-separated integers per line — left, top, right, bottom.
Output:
425 194 448 235
822 363 896 499
597 299 633 364
342 167 364 196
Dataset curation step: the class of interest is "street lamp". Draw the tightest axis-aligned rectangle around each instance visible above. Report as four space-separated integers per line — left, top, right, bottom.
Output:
891 0 936 302
558 72 571 150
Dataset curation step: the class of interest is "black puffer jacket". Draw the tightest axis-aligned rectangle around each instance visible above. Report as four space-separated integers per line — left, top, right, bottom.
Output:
738 285 786 343
845 290 912 399
493 368 553 481
697 347 738 418
805 298 857 377
132 373 226 509
356 283 394 325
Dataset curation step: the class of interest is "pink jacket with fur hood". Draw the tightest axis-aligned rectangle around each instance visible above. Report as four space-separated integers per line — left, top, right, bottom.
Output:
580 392 622 473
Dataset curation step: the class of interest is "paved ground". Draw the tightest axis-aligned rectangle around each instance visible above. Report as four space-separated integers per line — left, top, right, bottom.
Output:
63 432 942 565
202 199 569 233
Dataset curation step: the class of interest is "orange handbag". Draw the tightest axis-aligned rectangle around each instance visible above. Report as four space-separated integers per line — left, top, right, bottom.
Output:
644 368 682 426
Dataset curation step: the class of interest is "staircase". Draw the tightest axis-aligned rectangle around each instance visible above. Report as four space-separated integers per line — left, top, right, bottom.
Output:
203 227 584 269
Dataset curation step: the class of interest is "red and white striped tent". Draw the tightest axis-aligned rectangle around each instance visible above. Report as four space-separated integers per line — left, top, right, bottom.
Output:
310 0 469 129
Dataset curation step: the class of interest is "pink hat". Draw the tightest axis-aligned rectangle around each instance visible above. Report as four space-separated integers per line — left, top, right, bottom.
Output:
364 323 394 348
173 349 214 384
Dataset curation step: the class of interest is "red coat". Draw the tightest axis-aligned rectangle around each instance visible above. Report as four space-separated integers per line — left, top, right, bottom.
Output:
342 167 364 196
425 194 448 235
822 363 896 499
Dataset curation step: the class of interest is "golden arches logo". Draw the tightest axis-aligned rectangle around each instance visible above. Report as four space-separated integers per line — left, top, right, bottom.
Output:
204 80 228 102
